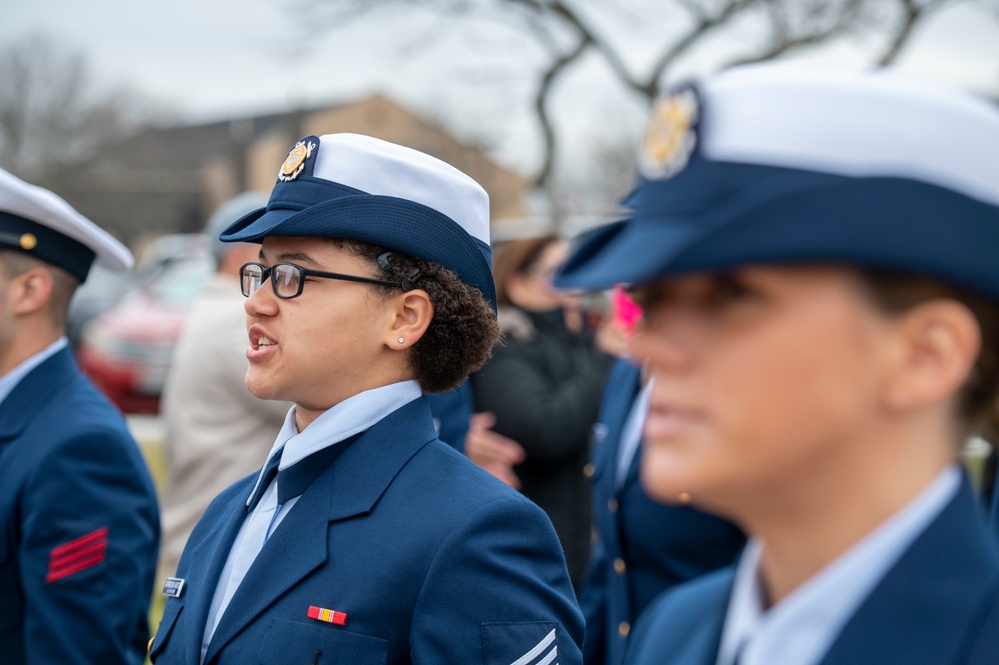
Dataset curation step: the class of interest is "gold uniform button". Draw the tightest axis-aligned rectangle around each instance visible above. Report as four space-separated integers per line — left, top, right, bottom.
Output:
583 463 595 478
613 558 626 575
619 621 631 638
608 498 618 512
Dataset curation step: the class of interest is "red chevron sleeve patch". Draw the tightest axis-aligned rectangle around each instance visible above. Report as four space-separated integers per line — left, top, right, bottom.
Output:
46 526 109 583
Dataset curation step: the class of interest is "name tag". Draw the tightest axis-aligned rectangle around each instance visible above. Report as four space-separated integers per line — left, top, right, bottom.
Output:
162 577 186 598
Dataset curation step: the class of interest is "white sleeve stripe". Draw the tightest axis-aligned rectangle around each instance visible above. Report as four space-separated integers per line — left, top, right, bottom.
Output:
536 646 558 665
509 628 557 665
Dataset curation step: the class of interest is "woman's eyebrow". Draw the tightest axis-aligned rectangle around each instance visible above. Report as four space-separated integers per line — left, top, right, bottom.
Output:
266 250 322 268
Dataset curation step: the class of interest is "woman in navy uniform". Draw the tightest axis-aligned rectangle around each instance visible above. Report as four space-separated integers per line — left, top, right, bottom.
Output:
149 133 583 665
0 168 160 665
555 64 999 665
581 357 744 665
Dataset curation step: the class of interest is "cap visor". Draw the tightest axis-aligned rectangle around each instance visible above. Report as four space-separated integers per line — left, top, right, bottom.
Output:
555 218 699 291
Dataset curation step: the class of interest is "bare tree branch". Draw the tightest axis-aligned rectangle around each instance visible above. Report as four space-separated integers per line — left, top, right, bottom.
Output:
0 34 160 181
533 34 591 187
292 0 998 219
878 0 949 65
726 0 866 67
638 0 757 98
502 0 644 91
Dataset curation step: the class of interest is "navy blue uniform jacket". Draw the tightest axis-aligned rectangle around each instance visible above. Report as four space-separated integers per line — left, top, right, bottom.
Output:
0 346 160 665
624 477 999 665
150 396 584 665
581 360 744 665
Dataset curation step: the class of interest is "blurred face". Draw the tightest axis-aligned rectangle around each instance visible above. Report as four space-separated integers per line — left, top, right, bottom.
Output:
629 265 901 514
243 237 399 423
508 240 573 312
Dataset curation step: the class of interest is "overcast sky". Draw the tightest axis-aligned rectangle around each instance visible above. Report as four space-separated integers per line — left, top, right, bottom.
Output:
4 0 999 175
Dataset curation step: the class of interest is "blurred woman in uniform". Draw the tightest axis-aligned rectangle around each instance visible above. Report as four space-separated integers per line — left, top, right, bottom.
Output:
555 64 999 665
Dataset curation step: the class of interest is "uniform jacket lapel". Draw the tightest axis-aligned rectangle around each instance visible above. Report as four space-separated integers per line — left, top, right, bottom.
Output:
203 397 438 662
675 612 727 665
625 570 731 665
182 481 255 665
0 347 76 445
595 361 642 502
819 477 999 665
621 434 644 493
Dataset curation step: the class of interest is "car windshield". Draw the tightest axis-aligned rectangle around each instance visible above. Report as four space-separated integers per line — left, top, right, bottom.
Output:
144 258 213 306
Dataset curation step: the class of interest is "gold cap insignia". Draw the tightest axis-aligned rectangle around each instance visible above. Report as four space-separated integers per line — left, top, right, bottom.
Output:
278 140 317 182
640 89 699 180
19 233 37 251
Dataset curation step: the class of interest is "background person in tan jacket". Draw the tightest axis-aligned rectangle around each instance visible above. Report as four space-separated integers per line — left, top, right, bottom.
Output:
158 193 292 586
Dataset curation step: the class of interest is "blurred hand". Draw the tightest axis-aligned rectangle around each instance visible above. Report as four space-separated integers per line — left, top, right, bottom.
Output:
464 412 526 490
596 315 631 358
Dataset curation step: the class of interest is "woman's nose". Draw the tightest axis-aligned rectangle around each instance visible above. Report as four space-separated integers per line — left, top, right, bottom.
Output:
244 280 278 318
629 307 699 373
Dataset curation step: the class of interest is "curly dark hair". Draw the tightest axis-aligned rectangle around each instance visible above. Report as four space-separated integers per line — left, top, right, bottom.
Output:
856 268 999 447
329 238 500 393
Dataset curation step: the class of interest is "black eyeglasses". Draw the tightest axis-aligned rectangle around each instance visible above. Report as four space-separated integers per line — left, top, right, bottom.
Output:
240 261 405 300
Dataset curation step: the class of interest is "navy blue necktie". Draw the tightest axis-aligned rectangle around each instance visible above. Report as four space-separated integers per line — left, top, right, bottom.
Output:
274 435 360 504
248 434 362 513
247 447 283 512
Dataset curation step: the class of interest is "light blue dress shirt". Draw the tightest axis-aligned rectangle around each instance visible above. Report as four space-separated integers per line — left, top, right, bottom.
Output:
615 377 652 489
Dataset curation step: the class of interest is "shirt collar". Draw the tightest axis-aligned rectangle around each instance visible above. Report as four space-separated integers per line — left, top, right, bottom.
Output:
615 376 653 488
0 337 68 406
246 380 422 507
717 465 961 665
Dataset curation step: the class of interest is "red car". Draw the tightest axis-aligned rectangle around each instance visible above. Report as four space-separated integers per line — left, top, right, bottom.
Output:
78 254 213 414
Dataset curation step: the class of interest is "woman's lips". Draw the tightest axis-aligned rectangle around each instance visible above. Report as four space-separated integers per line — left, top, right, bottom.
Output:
247 326 278 360
643 401 705 442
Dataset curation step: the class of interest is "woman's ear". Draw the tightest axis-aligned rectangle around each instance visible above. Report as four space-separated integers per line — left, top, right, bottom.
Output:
385 289 434 349
879 299 981 414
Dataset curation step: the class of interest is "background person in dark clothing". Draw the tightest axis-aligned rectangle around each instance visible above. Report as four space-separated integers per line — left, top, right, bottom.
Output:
470 233 624 589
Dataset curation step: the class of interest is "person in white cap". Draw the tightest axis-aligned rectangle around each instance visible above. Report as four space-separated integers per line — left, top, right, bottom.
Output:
554 63 999 665
158 192 292 593
149 134 584 665
0 168 160 665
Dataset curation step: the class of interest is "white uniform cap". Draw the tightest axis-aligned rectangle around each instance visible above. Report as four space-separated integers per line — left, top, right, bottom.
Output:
0 168 133 280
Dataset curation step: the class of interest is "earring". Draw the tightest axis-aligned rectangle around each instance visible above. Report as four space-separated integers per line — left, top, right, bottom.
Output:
398 337 405 344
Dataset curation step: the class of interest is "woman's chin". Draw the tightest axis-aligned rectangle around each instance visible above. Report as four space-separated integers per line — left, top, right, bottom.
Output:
640 455 694 501
244 374 278 402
